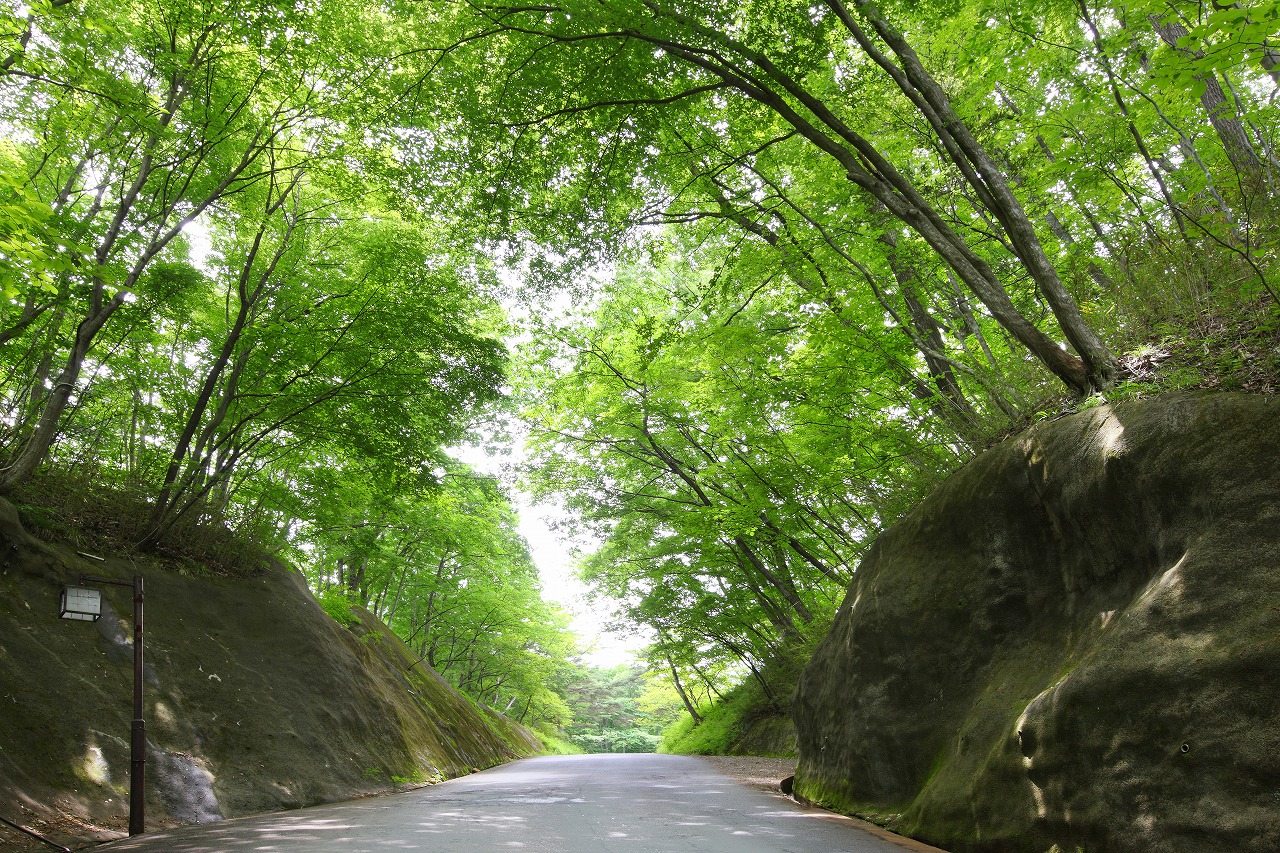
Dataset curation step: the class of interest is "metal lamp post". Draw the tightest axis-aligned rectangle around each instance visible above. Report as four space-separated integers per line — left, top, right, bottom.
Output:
59 572 146 836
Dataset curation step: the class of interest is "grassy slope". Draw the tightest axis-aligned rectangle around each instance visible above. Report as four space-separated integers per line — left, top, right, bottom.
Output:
660 655 803 758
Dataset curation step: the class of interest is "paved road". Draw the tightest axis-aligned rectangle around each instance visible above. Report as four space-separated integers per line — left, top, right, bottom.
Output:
101 754 937 852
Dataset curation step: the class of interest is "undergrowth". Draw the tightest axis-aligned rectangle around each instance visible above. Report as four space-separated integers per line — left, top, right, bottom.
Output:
1110 300 1280 399
660 642 811 757
529 726 583 755
980 286 1279 453
316 587 362 628
659 689 756 754
6 471 271 578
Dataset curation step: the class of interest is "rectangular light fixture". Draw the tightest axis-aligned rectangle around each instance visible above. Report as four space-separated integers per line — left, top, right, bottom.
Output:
59 585 102 621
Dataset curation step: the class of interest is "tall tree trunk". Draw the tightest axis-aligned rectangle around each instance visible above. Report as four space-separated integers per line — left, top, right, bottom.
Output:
733 536 813 624
732 549 798 638
1077 0 1193 247
879 231 981 431
1043 210 1117 292
823 0 1118 390
0 289 127 491
144 182 300 543
1149 14 1264 189
710 188 984 433
664 654 703 724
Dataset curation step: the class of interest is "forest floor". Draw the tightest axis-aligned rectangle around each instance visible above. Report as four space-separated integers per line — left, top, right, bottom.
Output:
0 805 109 851
696 755 797 793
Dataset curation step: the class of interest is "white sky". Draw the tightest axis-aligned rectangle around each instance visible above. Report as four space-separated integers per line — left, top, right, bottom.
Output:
514 500 644 668
447 442 643 669
481 263 644 668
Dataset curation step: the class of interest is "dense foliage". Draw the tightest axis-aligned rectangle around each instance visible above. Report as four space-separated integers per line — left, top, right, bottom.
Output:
0 0 572 727
493 0 1280 721
553 664 688 753
3 0 1278 742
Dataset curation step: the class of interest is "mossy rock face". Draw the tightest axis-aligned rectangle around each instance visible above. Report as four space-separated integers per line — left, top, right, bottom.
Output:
732 713 797 758
793 392 1280 853
0 506 541 846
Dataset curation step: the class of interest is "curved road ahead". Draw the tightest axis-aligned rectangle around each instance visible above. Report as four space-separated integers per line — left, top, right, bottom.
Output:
101 754 940 853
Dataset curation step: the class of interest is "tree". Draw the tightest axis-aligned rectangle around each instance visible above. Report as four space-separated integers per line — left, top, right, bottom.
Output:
0 0 418 489
419 0 1119 392
138 195 505 545
519 244 955 692
288 460 579 727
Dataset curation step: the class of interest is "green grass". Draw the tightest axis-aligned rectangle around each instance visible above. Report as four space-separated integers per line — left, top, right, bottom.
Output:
529 726 583 755
660 640 814 756
316 588 362 628
659 679 771 755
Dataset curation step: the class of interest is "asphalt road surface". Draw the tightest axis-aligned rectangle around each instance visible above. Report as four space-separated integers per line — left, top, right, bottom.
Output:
100 753 939 853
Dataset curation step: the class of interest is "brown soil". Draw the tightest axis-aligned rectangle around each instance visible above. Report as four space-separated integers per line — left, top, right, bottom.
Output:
0 804 110 851
695 755 796 794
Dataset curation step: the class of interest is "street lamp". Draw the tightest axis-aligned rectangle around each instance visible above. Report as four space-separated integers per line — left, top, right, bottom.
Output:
59 584 102 621
59 571 146 836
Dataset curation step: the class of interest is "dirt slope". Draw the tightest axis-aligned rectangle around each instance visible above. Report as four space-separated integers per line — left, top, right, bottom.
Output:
0 502 541 849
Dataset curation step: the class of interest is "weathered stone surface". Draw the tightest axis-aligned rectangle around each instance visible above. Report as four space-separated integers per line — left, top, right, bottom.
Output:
793 392 1280 853
0 506 540 847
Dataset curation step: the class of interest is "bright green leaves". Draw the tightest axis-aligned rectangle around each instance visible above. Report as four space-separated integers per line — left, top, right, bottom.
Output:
0 0 516 490
556 664 672 753
1146 3 1265 84
0 143 64 305
289 461 579 729
0 0 515 577
1170 1 1280 66
0 0 580 731
518 234 967 689
4 0 1277 742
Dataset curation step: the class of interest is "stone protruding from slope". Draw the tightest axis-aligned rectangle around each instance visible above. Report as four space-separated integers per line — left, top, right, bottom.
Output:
0 504 541 847
793 392 1280 853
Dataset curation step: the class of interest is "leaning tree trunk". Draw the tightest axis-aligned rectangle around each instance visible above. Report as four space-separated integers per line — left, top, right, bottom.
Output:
1150 14 1264 190
880 230 982 431
830 0 1119 390
0 289 126 491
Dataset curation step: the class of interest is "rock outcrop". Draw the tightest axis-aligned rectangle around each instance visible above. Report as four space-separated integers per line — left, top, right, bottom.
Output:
793 392 1280 853
0 502 541 847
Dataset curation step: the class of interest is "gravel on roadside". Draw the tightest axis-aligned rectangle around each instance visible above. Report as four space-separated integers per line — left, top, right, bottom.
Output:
694 755 797 794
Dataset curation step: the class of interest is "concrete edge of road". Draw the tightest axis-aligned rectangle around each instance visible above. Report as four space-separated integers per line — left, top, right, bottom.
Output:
759 788 950 853
691 756 949 853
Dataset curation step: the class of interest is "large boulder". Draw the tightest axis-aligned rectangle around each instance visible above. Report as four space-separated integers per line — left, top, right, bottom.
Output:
793 392 1280 853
